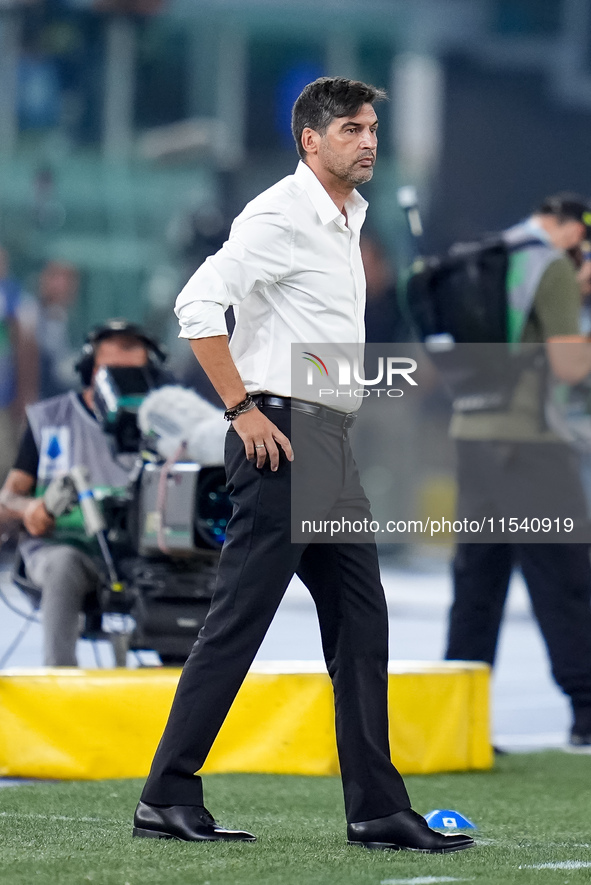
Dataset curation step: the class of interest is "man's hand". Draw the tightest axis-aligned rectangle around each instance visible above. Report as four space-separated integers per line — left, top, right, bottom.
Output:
232 407 294 471
188 336 294 470
22 498 55 537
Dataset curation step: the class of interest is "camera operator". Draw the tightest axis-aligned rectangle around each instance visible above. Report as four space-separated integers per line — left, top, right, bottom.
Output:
445 194 591 750
0 319 165 667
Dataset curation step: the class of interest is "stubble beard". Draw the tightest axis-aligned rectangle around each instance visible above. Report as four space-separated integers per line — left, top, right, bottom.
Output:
347 165 374 187
320 144 375 187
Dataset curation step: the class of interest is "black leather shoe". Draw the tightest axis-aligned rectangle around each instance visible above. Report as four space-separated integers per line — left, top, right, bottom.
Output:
570 708 591 752
347 808 475 853
132 801 256 842
569 731 591 753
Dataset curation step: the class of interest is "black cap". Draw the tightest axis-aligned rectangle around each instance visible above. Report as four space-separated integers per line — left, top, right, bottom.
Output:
537 192 591 235
85 318 167 363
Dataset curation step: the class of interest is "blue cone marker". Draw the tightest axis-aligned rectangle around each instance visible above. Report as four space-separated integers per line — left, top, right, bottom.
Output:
424 809 477 830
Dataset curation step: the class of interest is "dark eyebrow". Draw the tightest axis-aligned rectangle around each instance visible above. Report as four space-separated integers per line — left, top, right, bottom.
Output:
339 119 379 130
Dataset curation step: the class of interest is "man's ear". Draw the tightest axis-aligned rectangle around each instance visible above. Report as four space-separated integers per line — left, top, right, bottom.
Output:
301 127 320 156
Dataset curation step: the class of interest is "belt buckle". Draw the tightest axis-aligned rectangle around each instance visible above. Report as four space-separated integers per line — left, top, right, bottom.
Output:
343 413 356 431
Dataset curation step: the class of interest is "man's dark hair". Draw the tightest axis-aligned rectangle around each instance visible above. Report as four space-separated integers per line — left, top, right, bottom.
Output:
536 192 591 227
291 76 387 160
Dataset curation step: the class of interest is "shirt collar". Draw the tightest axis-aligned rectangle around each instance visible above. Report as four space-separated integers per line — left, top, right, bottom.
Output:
294 160 368 231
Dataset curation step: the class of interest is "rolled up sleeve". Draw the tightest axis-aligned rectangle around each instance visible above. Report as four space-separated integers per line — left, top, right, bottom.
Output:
174 209 293 340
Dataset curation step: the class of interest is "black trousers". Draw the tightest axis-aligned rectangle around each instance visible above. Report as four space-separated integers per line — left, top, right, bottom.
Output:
447 543 591 713
141 407 410 823
446 441 591 717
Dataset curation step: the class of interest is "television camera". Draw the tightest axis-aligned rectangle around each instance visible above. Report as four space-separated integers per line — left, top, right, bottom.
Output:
39 365 231 665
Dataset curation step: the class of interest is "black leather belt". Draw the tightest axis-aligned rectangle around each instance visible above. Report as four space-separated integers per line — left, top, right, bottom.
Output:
252 394 357 431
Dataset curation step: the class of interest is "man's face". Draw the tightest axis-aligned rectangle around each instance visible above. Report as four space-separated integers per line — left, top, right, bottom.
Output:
315 103 378 188
40 262 79 308
553 219 587 251
92 336 149 382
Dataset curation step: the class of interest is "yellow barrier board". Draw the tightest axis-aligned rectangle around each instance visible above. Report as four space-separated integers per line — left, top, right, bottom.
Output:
0 661 492 780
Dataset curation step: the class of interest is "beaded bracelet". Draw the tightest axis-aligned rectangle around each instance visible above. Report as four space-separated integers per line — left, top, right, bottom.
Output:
224 394 257 422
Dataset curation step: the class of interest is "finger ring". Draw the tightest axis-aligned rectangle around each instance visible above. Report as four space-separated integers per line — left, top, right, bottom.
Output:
255 444 265 449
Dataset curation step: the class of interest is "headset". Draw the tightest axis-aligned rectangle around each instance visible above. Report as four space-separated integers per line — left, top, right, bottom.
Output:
74 318 167 387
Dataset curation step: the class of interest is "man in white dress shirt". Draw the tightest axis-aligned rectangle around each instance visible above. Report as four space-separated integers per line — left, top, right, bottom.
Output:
133 77 474 854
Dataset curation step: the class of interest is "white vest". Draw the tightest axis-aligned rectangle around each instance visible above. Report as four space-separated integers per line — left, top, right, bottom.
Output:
26 390 132 490
21 390 134 561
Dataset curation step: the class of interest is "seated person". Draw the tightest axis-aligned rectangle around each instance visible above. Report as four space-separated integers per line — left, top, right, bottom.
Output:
0 319 166 666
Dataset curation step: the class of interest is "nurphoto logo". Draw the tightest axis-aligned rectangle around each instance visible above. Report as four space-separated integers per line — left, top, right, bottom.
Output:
302 351 418 398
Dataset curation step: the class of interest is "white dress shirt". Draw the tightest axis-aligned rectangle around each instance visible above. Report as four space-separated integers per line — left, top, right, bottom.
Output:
175 160 368 403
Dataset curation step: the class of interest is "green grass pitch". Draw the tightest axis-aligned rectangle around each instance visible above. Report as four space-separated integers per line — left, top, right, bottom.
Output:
0 752 590 885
